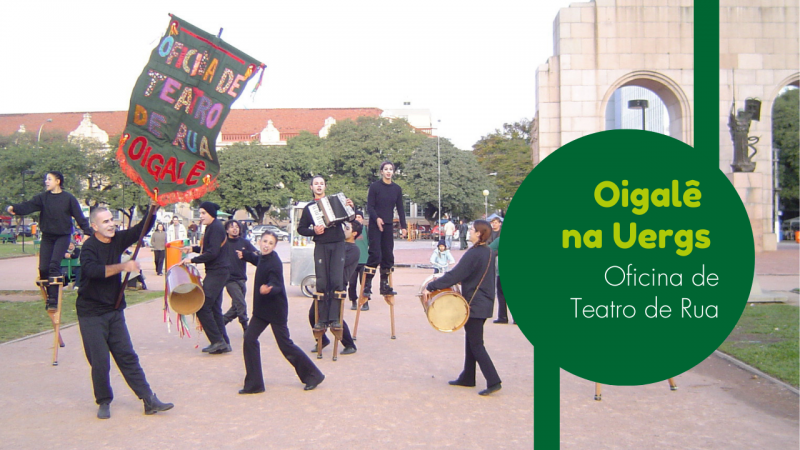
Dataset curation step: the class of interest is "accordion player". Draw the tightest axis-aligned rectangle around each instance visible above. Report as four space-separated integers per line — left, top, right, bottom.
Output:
309 192 356 227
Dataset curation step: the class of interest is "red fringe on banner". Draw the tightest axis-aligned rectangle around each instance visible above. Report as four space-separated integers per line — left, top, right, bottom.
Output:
115 142 218 206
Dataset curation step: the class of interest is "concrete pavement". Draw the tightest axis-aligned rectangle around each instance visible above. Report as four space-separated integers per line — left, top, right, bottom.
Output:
0 240 797 449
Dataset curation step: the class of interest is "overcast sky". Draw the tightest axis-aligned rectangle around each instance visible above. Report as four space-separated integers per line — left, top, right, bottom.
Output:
1 0 575 149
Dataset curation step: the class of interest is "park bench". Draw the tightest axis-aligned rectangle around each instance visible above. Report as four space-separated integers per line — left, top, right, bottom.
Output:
0 231 17 244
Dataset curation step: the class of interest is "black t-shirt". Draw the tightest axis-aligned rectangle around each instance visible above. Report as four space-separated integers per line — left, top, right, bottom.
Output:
297 200 345 244
224 237 257 282
366 180 406 229
12 191 91 236
190 219 229 271
77 218 152 317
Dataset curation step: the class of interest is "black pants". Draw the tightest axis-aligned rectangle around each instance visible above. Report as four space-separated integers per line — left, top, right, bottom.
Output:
153 250 165 275
38 233 71 280
348 264 365 301
78 310 152 405
456 318 501 388
242 316 324 391
460 236 468 250
314 241 344 322
496 275 508 321
223 279 249 323
366 221 395 269
308 303 356 349
196 269 230 345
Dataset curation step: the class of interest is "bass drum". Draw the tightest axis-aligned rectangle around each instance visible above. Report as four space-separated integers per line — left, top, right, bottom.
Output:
418 274 469 333
165 264 204 315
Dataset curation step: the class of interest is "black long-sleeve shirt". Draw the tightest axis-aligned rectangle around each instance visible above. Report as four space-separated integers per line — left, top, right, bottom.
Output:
12 190 91 236
224 236 257 282
190 218 229 271
77 218 153 317
366 180 406 229
243 250 288 323
297 201 344 244
426 244 495 319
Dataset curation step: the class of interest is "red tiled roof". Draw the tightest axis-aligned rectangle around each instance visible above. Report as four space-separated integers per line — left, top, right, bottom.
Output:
0 108 383 140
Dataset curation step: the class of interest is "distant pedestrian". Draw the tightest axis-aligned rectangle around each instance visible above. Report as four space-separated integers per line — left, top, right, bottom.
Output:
458 219 469 250
150 223 167 276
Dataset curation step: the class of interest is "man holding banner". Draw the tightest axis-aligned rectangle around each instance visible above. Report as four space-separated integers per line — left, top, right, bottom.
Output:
114 15 264 355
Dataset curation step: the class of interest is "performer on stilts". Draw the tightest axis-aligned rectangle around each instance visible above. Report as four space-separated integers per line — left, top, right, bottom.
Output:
363 161 407 302
310 221 359 355
7 171 92 311
295 176 354 354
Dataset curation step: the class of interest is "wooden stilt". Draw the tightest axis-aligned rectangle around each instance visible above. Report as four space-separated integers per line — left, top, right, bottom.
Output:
352 267 375 340
385 270 396 339
50 277 64 366
329 291 347 361
312 293 325 359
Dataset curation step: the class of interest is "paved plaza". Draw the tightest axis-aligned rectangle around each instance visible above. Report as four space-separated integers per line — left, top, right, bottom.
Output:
0 240 797 449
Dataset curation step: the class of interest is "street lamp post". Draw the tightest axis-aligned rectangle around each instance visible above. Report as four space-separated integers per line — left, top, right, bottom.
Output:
627 99 649 131
483 190 490 218
21 169 35 253
37 119 52 142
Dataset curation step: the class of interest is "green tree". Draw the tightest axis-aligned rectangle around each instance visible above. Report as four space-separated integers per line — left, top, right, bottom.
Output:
773 88 799 217
472 120 534 214
0 136 89 211
405 137 493 221
203 142 296 223
323 117 426 208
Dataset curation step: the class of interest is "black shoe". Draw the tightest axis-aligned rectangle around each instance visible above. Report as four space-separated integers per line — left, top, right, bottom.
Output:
350 301 358 310
211 343 232 354
97 403 110 419
341 346 356 355
45 300 58 311
304 375 325 391
361 302 369 311
309 341 330 353
493 318 509 324
330 320 342 329
448 379 475 387
313 322 327 331
238 387 265 395
478 383 502 396
203 341 227 354
380 287 398 296
143 393 174 415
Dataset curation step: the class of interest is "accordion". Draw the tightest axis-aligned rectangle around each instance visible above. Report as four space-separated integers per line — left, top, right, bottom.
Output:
308 193 355 228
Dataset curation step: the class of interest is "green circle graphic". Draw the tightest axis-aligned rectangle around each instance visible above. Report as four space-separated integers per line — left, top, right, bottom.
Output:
503 131 755 385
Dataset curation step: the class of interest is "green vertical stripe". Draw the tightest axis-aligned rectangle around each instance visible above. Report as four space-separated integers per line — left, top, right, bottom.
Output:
694 1 720 165
534 346 559 448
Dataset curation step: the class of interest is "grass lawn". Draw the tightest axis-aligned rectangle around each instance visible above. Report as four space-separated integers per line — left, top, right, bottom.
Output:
719 303 799 388
0 242 38 259
0 290 163 344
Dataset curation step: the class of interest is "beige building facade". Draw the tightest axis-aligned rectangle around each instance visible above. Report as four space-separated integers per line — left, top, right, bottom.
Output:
533 0 799 252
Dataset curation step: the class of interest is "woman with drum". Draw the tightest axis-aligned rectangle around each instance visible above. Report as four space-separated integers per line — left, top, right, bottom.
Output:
422 220 502 396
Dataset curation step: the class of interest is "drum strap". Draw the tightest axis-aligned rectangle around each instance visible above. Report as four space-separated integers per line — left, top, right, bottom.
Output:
467 247 494 306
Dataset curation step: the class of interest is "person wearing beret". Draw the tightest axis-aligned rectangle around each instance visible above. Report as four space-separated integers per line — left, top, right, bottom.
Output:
181 201 231 354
